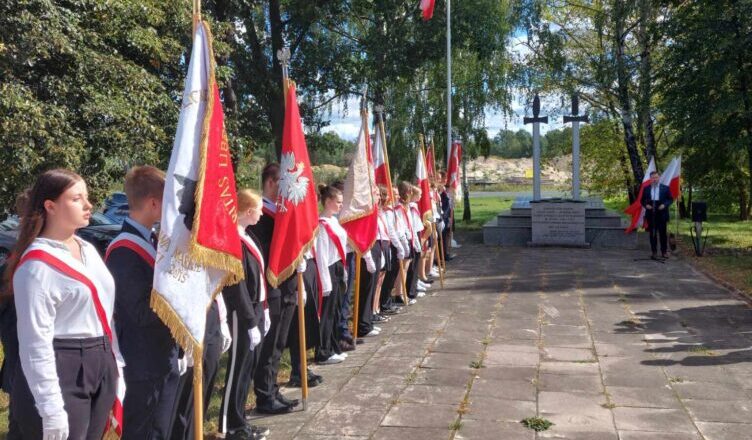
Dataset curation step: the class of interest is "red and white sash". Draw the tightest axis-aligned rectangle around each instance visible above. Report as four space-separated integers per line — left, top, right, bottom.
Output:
396 204 413 245
239 231 267 303
18 249 125 437
105 232 156 267
318 219 346 264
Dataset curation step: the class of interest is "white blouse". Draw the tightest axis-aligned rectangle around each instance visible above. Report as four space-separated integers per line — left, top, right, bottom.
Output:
316 216 348 294
14 237 122 419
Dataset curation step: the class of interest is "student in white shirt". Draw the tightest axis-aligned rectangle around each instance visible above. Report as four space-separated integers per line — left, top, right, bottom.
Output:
314 185 348 365
376 185 408 314
6 169 122 440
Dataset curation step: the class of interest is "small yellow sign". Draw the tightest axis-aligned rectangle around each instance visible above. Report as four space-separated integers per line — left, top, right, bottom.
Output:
524 168 533 179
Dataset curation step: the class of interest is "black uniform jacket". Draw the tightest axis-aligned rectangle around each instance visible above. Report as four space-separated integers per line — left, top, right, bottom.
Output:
107 221 178 381
222 231 264 330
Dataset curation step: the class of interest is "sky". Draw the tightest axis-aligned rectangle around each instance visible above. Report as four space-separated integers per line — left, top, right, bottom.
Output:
320 31 567 141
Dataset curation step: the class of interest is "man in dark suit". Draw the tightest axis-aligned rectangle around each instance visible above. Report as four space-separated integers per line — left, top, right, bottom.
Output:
106 166 179 440
641 170 673 259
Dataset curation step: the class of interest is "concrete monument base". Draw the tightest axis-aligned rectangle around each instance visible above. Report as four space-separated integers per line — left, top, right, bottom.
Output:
483 197 638 249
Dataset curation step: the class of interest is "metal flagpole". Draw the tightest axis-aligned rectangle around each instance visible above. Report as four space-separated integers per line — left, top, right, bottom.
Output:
446 0 452 166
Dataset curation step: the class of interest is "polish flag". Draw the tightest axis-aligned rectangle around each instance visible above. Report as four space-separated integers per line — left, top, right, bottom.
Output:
624 157 656 233
416 146 433 229
426 141 436 180
446 141 461 196
420 0 436 20
660 156 681 200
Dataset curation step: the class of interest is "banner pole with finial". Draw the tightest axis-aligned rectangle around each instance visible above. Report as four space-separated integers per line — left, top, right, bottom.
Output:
278 46 308 410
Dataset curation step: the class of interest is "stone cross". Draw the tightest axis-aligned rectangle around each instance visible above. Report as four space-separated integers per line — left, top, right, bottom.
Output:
523 94 548 201
563 94 589 200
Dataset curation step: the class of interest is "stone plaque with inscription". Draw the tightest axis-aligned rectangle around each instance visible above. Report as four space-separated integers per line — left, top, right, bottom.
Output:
531 200 587 247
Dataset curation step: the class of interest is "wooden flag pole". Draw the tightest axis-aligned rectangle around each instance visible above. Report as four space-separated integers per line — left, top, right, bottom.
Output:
297 271 308 410
190 4 204 439
433 224 445 288
352 253 362 343
192 348 204 440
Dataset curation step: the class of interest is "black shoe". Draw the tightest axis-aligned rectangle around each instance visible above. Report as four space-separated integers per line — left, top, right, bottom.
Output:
445 254 456 261
251 425 270 437
662 253 669 259
381 306 401 315
339 340 355 351
420 278 434 284
308 371 323 385
372 314 388 322
341 334 354 345
276 393 299 408
288 375 322 388
226 426 264 440
255 399 292 415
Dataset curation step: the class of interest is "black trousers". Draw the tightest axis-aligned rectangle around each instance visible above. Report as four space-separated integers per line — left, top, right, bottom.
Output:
218 304 263 434
405 250 422 299
316 261 345 361
380 245 400 309
11 337 117 440
648 215 669 254
289 260 321 379
357 246 382 337
169 303 222 440
122 367 180 440
254 285 296 404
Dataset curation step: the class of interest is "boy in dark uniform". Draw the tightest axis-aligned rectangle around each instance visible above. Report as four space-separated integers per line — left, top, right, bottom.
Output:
250 164 303 413
106 166 179 440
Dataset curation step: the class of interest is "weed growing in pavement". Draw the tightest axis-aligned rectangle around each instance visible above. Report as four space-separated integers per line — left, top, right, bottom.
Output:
521 417 554 432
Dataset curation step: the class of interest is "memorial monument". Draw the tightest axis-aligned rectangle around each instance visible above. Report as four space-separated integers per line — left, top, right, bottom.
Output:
483 94 637 249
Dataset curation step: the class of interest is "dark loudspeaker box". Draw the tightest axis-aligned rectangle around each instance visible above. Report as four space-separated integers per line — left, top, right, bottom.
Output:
691 202 707 222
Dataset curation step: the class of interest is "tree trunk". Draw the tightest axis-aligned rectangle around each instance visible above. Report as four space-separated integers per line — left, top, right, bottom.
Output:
637 0 656 160
739 182 749 220
614 0 645 195
269 0 286 159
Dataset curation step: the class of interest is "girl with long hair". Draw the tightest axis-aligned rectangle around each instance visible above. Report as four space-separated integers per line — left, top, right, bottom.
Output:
5 169 122 440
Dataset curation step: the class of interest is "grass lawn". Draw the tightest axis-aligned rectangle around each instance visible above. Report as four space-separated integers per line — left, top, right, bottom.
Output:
454 195 514 231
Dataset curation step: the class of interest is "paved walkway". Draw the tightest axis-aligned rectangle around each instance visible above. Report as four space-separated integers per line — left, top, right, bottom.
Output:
251 242 752 440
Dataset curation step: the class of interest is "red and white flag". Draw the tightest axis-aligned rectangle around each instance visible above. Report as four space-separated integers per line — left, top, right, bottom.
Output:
266 83 320 287
373 120 393 200
340 111 379 255
420 0 436 20
416 147 433 230
624 157 656 233
426 141 436 180
660 156 681 200
151 20 244 364
446 140 461 197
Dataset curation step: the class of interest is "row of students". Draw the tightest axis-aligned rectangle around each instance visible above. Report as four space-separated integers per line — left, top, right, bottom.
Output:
0 164 454 440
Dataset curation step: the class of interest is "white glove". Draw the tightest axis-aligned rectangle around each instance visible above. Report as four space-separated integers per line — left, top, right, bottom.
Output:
297 259 307 273
263 308 271 335
249 326 262 350
323 289 332 297
397 245 406 260
301 287 307 306
43 412 69 440
177 355 189 376
365 256 376 273
220 321 232 354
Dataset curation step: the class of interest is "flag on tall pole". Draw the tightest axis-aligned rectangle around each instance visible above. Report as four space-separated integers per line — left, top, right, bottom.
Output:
151 18 244 440
660 156 681 200
266 82 320 288
420 0 436 20
416 137 433 230
446 140 461 196
624 157 657 233
373 110 395 204
340 108 379 255
426 140 436 180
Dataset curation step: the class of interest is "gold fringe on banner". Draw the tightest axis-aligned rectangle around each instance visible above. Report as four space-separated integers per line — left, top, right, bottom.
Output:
265 228 319 289
188 19 244 285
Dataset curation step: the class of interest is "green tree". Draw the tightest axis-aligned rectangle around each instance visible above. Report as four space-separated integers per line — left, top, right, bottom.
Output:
0 0 190 211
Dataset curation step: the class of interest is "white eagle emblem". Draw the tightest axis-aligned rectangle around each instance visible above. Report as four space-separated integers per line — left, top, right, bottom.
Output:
277 151 309 211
